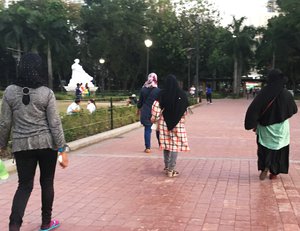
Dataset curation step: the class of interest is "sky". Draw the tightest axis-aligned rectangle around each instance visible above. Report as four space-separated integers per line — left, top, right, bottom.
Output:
207 0 273 27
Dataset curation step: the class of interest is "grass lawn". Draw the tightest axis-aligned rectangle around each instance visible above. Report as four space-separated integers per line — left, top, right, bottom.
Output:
57 100 128 114
0 99 128 114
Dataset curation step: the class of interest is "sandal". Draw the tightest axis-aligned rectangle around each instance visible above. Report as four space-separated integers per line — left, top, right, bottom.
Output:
167 170 179 178
40 220 60 231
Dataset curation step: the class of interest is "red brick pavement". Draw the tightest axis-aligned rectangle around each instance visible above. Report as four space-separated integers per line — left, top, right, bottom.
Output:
1 98 300 231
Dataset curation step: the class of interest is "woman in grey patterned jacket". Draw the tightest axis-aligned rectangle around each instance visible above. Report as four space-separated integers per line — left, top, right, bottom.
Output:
0 53 68 231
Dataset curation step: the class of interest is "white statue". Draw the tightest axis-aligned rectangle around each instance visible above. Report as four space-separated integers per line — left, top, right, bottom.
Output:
64 58 98 92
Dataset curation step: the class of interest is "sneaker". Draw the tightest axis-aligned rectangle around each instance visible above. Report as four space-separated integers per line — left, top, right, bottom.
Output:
259 168 269 180
40 220 60 231
167 170 179 178
144 149 151 153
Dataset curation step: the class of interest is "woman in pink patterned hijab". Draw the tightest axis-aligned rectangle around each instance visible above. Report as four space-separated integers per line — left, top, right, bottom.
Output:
143 73 158 88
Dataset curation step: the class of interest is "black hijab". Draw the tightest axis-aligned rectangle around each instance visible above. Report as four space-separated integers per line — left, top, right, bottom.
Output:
244 69 297 130
14 53 46 105
158 74 189 130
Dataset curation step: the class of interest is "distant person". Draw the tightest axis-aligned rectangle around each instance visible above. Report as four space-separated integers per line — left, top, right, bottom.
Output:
83 83 90 96
137 73 160 153
0 53 68 231
246 88 250 99
245 69 297 180
198 86 203 103
75 83 82 99
189 85 196 97
127 94 138 106
79 83 85 94
67 98 81 115
206 84 212 104
87 99 96 113
151 74 190 177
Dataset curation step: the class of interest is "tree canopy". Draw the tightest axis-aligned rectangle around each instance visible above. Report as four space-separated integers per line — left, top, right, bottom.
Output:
0 0 299 93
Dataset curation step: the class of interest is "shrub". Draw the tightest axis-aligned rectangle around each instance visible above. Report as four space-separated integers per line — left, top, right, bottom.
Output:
61 106 139 142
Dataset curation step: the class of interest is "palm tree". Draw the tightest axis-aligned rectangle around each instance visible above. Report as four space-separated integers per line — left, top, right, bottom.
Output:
228 17 256 95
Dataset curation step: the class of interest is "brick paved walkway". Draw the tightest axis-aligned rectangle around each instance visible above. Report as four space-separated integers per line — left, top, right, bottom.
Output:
1 98 300 231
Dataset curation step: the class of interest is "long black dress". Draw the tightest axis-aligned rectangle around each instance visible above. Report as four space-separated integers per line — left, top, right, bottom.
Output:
244 72 297 175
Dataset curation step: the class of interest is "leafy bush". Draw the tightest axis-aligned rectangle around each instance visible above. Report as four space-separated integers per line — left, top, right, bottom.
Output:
61 106 139 142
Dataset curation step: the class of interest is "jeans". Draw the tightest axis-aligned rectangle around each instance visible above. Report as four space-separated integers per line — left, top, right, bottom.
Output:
164 150 178 171
9 149 57 229
144 124 152 149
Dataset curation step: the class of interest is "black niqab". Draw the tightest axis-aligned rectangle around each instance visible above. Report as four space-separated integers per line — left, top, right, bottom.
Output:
159 75 189 131
244 69 297 130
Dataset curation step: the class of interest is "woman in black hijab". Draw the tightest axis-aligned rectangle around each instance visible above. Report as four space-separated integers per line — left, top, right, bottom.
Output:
151 75 190 177
244 69 297 180
0 53 68 231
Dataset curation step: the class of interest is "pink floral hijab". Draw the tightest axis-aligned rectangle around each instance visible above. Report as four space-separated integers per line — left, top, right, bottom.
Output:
143 73 158 88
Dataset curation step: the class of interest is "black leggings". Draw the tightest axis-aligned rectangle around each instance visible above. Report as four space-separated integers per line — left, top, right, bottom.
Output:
206 93 212 103
9 149 57 228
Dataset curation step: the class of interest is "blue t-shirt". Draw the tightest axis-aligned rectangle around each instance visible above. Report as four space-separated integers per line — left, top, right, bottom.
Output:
206 87 212 94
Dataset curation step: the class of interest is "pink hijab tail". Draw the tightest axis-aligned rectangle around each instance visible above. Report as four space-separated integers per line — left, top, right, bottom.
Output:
143 72 158 88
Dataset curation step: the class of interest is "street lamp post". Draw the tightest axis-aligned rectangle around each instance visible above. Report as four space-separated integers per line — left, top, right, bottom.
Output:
99 58 105 91
185 47 195 90
144 39 153 77
187 54 191 89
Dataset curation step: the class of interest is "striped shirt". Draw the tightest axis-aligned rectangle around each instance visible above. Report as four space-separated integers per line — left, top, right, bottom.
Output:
151 100 190 152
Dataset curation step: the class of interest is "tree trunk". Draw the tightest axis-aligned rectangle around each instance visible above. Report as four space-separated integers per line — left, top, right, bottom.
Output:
233 55 238 95
47 41 53 89
237 56 243 96
272 50 276 69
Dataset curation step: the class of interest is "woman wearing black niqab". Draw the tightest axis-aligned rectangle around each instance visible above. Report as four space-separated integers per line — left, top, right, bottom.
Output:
151 75 190 177
244 69 297 180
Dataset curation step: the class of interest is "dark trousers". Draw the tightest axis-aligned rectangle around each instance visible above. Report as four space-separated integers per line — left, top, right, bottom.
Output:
9 149 57 229
206 93 212 103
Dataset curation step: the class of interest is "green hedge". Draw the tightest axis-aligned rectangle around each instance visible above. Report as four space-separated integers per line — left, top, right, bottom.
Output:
61 106 139 142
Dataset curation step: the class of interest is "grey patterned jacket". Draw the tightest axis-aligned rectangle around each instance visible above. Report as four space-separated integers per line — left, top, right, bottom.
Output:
0 85 66 153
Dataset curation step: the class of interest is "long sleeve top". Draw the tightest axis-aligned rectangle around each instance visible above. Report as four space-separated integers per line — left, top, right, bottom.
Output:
0 85 66 153
151 100 190 152
137 87 160 126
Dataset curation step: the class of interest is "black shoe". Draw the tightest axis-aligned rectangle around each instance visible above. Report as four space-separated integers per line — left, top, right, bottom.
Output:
9 224 20 231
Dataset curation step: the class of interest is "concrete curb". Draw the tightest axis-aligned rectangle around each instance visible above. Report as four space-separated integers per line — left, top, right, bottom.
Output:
3 103 201 174
4 122 142 173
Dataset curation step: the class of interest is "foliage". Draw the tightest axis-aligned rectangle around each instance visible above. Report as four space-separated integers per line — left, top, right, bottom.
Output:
58 106 139 142
0 0 78 89
6 0 300 93
0 104 139 158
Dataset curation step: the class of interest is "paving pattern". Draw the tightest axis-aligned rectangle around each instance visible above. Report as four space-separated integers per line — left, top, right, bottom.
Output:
1 98 300 231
